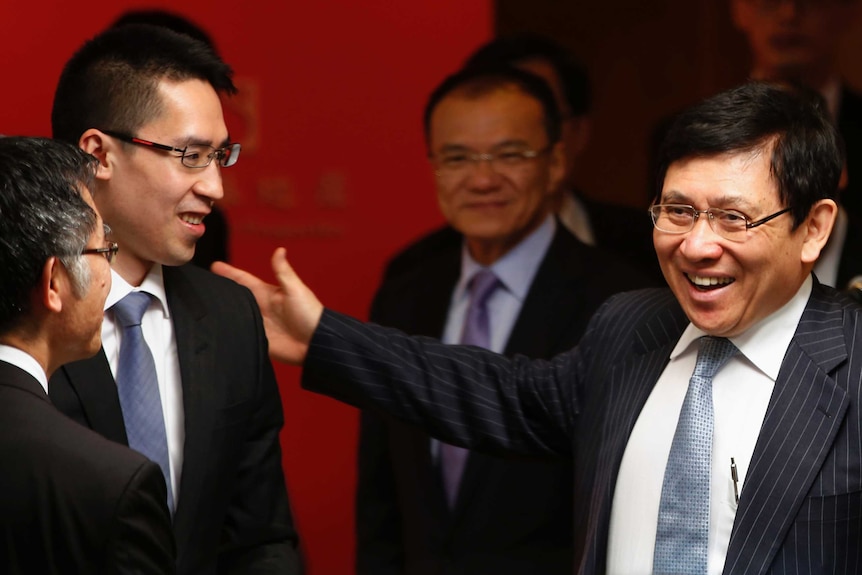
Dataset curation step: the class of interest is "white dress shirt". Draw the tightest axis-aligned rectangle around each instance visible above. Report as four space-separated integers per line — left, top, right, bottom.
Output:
607 275 813 574
101 265 184 508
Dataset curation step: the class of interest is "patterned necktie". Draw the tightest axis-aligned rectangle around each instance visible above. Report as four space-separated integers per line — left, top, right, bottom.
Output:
440 269 501 508
113 291 174 515
653 336 738 574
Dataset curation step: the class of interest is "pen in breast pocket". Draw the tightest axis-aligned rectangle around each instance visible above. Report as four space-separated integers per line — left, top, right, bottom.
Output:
730 457 740 504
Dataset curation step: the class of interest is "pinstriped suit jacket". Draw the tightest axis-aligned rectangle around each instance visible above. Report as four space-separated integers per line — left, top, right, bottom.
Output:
303 278 862 574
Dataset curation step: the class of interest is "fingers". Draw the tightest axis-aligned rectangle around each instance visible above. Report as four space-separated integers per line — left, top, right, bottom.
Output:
211 260 264 290
270 247 297 291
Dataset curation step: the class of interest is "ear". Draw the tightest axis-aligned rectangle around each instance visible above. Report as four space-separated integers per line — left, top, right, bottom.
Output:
40 257 66 314
78 129 114 182
546 140 567 196
800 199 838 264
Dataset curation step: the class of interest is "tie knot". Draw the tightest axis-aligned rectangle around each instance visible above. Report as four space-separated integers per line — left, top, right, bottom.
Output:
112 291 152 328
468 269 500 308
694 336 738 380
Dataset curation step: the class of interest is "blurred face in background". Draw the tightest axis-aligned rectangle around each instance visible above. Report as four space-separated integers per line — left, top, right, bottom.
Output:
732 0 858 85
428 86 564 265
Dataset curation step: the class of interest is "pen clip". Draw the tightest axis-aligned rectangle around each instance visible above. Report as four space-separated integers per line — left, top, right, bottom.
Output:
730 457 740 505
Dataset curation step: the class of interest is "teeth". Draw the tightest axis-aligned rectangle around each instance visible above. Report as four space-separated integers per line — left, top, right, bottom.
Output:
688 274 733 287
181 215 204 225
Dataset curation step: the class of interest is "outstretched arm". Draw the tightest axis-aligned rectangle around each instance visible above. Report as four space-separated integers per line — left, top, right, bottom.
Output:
211 248 323 365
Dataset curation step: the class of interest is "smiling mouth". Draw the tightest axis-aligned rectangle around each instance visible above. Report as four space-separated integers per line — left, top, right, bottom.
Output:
180 214 206 225
686 273 734 290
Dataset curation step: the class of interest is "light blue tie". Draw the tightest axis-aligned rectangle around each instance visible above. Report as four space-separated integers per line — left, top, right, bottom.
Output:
653 336 737 574
440 269 500 508
113 291 174 515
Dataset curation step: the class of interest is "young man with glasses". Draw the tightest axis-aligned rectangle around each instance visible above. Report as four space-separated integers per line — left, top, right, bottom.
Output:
354 66 652 575
0 136 174 574
48 24 301 575
216 82 859 574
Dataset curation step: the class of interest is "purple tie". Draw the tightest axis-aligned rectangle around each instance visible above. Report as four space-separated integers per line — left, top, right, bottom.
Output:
440 269 500 507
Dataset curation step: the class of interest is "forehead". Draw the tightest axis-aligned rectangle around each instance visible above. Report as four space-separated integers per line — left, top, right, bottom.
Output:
663 149 779 205
142 78 228 142
429 87 545 147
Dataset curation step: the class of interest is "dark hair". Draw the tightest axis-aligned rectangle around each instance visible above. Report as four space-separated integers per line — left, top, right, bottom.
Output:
51 23 236 144
423 66 562 149
0 137 98 333
111 10 216 51
464 33 590 117
655 82 843 228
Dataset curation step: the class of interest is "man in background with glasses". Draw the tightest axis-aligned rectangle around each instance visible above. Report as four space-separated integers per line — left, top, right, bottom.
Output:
48 24 301 575
0 136 174 574
216 82 861 574
355 65 651 574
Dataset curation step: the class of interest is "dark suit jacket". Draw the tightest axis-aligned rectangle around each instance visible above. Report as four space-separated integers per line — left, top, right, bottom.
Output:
49 264 301 575
303 279 862 574
0 361 174 574
357 224 653 575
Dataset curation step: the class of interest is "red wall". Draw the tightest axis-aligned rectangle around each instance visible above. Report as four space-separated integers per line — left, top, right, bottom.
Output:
1 2 491 572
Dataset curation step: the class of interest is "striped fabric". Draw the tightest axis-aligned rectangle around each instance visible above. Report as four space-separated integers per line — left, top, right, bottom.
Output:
303 280 862 575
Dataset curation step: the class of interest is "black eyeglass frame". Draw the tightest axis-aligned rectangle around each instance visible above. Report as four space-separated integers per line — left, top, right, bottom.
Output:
648 204 792 240
101 129 240 168
82 242 119 264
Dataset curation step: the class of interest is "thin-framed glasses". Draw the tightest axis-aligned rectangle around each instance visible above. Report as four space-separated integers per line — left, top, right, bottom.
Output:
430 146 550 178
82 242 119 264
648 203 792 242
101 130 241 168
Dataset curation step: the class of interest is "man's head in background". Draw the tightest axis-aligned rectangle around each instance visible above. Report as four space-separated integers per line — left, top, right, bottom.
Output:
423 66 565 265
732 0 859 88
465 33 590 189
0 137 112 373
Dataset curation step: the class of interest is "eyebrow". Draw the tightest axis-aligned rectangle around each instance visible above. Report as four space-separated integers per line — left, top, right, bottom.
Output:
660 190 754 212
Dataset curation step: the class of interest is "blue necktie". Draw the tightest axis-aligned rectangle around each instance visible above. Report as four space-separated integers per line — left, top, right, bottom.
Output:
113 291 174 514
653 336 737 574
440 269 500 508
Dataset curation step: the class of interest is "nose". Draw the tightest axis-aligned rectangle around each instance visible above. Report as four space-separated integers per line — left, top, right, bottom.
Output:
680 212 723 260
192 161 225 202
466 156 502 190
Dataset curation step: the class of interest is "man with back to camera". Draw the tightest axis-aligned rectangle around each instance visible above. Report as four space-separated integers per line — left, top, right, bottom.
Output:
356 65 654 574
216 82 862 574
47 24 302 575
0 136 174 574
464 34 663 283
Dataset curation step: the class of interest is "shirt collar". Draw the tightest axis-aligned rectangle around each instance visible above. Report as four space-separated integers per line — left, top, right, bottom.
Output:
670 274 813 380
0 344 48 394
454 214 556 302
105 264 170 319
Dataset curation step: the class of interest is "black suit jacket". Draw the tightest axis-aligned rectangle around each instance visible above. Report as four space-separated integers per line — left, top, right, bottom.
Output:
356 224 654 575
49 264 301 575
303 279 862 574
0 361 174 574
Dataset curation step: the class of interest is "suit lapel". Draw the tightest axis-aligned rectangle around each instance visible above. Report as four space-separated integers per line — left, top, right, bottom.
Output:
58 350 128 444
723 283 851 575
162 266 217 541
